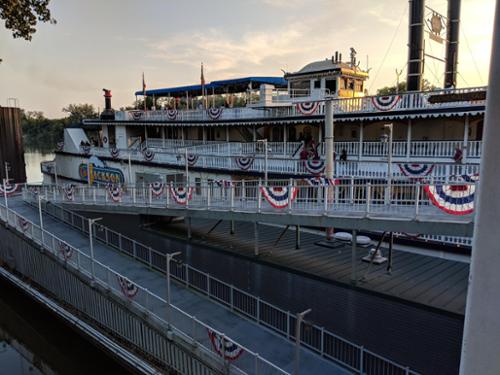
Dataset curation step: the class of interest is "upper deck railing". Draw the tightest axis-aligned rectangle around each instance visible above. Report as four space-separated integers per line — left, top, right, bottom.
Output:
109 86 486 123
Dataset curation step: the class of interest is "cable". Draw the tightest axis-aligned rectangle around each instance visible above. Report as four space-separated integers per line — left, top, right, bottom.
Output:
368 5 407 93
461 26 485 85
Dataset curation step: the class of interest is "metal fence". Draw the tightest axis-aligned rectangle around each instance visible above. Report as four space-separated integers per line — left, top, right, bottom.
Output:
0 200 287 375
23 193 421 375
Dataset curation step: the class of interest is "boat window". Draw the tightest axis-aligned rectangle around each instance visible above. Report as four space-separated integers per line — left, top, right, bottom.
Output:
325 79 337 94
314 79 321 89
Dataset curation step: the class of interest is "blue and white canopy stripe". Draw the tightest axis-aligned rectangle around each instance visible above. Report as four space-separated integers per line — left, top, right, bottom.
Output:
109 147 120 159
398 163 434 178
150 182 165 197
207 107 224 120
169 186 193 205
425 183 475 215
296 101 319 115
207 329 244 361
187 154 199 167
107 184 122 203
304 177 337 187
260 186 298 209
371 95 401 111
167 109 178 120
0 182 19 196
303 159 325 175
117 275 139 298
235 156 254 171
64 184 75 201
59 241 73 260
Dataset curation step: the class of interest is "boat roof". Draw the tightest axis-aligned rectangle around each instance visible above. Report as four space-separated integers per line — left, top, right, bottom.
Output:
135 76 287 98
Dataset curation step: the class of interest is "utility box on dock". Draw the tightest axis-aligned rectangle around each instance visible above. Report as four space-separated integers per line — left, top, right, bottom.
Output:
0 107 26 183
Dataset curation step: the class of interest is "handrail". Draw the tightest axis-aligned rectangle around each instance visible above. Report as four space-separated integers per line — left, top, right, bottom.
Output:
22 192 421 375
0 199 288 375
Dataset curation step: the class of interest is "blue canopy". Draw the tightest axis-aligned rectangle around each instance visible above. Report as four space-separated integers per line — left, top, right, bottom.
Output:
135 76 287 97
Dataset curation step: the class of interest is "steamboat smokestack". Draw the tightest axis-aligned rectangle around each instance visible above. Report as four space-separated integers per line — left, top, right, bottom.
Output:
100 89 115 120
444 0 461 88
407 0 425 91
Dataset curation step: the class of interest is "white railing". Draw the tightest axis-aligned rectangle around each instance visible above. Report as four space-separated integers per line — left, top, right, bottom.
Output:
32 180 476 225
86 145 480 180
26 197 421 375
0 197 287 375
107 86 486 123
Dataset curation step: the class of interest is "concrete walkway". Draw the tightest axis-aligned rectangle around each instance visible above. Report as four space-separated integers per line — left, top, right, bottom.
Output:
7 197 350 375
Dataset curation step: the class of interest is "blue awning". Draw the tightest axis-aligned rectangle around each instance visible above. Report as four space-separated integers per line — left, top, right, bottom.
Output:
134 76 287 97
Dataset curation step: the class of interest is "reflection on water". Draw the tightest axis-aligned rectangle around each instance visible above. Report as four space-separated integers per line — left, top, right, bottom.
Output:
24 150 54 184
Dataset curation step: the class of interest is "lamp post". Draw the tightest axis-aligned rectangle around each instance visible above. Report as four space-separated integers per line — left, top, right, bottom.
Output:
2 178 8 210
53 160 58 186
88 217 103 280
166 251 182 325
382 123 393 204
294 308 312 375
257 139 268 185
38 194 45 245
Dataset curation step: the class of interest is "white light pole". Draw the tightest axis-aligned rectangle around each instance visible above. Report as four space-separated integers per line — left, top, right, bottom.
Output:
257 139 268 185
38 194 45 245
382 123 393 204
53 160 58 186
2 178 8 210
88 217 103 280
294 308 312 375
166 251 182 325
4 162 10 183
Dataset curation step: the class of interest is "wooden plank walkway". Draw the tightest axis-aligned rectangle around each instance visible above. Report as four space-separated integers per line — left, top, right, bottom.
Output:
157 218 469 315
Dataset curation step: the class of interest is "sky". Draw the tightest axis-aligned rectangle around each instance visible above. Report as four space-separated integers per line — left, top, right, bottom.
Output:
0 0 495 118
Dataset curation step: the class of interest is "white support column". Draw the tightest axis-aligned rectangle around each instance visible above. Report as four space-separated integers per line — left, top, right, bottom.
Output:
144 126 148 141
460 4 500 374
181 127 185 143
325 100 334 179
226 126 230 142
358 121 364 161
203 127 207 144
463 114 470 163
406 119 412 160
253 125 257 142
161 127 166 148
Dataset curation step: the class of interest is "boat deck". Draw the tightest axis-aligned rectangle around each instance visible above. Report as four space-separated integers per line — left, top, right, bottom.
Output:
158 218 469 315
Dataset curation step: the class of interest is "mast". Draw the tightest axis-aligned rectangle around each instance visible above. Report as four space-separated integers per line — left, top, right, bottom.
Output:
407 0 425 91
444 0 461 88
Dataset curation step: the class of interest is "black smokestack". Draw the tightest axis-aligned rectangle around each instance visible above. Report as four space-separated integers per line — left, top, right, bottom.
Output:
444 0 461 88
100 89 115 120
407 0 425 91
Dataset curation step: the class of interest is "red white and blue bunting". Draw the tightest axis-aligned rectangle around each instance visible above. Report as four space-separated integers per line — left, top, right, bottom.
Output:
107 184 122 203
398 163 434 179
18 217 30 232
150 182 164 197
207 107 224 120
187 154 199 167
117 275 139 298
56 142 64 152
169 186 193 205
304 177 337 187
424 183 475 215
371 95 401 111
59 241 73 260
142 147 155 162
0 182 19 196
131 111 143 121
207 329 244 361
235 156 254 171
296 101 319 116
459 173 480 183
109 147 120 159
303 159 325 175
64 184 75 201
260 186 298 209
167 109 178 121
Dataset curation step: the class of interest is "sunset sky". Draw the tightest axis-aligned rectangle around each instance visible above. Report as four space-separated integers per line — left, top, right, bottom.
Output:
0 0 495 118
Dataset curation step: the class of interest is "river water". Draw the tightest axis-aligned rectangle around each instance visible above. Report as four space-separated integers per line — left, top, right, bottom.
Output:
0 151 133 375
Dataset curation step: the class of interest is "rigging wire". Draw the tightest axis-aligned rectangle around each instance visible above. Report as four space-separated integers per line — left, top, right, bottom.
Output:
368 5 407 93
461 26 485 85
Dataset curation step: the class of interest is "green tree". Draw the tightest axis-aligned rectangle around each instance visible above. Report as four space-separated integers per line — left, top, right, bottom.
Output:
376 79 439 95
0 0 55 41
21 110 64 152
62 103 98 124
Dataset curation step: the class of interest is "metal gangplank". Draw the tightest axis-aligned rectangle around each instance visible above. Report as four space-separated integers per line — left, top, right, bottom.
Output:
0 195 423 375
29 180 475 237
